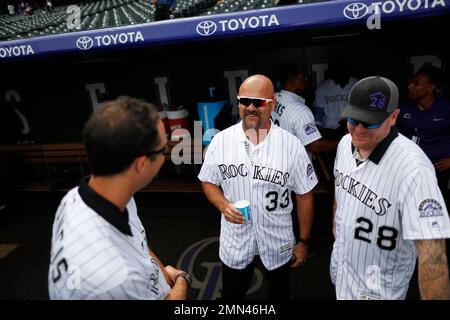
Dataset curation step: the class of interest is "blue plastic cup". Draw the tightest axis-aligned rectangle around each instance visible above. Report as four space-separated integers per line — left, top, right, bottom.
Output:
234 200 250 222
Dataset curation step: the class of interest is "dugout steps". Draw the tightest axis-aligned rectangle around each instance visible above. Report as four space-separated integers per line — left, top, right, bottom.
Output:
0 141 330 194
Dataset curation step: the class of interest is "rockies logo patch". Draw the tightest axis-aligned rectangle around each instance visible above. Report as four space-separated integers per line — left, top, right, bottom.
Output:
402 113 411 119
419 199 443 218
304 122 317 135
306 164 313 179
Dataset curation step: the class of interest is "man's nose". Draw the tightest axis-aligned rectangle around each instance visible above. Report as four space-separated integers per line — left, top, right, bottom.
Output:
247 103 257 111
354 123 368 131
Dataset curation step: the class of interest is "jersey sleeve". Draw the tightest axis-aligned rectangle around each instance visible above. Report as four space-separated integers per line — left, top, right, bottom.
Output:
334 135 348 173
290 141 318 195
87 271 171 300
291 108 322 146
399 168 450 240
197 138 221 186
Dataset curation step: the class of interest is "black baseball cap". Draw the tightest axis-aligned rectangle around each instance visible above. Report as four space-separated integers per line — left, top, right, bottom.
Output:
341 76 399 125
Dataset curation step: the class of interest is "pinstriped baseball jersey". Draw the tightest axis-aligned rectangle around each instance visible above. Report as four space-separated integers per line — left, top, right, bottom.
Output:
331 128 450 300
48 179 170 300
314 77 358 129
271 90 322 146
198 121 318 271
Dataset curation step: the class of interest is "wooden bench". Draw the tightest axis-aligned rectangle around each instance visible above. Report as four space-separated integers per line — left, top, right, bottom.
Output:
0 141 197 164
0 143 87 164
0 142 331 194
0 141 203 193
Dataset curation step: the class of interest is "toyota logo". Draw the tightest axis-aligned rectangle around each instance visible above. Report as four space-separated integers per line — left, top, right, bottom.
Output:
76 36 94 50
343 3 369 20
196 21 217 36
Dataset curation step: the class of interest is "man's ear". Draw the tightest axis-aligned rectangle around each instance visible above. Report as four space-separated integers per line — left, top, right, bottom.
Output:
391 109 401 125
133 156 147 174
429 83 438 95
270 97 276 112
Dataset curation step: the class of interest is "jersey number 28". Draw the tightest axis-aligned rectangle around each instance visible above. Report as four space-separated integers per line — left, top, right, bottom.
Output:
354 217 399 251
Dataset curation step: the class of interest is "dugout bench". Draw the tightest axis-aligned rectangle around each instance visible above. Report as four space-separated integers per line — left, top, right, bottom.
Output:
0 142 202 193
0 142 330 194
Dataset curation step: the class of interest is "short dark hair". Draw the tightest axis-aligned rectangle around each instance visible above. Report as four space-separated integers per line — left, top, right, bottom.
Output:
279 64 305 87
416 65 443 90
83 96 161 176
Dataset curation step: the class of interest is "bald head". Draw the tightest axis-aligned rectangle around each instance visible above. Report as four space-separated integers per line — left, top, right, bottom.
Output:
239 74 275 99
238 74 275 133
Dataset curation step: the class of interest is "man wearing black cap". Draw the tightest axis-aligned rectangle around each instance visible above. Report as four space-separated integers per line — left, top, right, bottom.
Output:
331 76 450 300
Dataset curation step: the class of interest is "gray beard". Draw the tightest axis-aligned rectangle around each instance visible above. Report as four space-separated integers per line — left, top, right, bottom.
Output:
242 115 261 131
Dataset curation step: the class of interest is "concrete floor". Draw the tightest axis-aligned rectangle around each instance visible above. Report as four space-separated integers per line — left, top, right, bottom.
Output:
0 191 420 300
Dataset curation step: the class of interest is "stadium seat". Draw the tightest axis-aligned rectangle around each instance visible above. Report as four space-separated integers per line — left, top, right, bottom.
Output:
0 0 298 40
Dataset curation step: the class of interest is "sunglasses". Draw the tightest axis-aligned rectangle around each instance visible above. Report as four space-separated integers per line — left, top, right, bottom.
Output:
347 118 382 129
237 96 273 108
145 143 169 157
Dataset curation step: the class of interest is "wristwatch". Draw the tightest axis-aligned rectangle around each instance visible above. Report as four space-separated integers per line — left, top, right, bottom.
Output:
175 272 192 288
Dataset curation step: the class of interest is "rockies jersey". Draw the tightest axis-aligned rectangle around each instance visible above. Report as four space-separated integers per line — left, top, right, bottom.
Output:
198 121 318 271
48 179 170 300
271 90 322 146
314 77 358 129
331 127 450 300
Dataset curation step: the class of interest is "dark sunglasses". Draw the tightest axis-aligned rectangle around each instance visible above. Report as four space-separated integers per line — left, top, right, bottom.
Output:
237 96 273 108
145 143 169 157
347 118 382 129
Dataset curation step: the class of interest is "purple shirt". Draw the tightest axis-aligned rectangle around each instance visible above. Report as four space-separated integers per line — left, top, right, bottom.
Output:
398 97 450 163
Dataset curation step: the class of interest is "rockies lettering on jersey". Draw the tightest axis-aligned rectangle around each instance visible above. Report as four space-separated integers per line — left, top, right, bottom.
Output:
218 163 290 187
314 77 358 129
331 128 450 300
198 121 317 271
48 179 170 300
334 171 392 216
271 90 321 146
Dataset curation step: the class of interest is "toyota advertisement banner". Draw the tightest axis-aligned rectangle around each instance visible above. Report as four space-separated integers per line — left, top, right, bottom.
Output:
0 0 448 60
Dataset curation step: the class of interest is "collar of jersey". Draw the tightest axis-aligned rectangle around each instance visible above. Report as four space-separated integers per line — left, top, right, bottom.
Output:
237 120 275 148
78 177 132 236
351 126 399 165
278 90 305 105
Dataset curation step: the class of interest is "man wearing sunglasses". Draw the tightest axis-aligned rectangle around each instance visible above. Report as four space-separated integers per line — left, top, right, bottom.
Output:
199 75 317 300
49 96 189 300
331 76 450 300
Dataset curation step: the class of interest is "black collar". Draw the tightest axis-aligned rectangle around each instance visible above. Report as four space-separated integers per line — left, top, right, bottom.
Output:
351 126 399 165
78 177 132 236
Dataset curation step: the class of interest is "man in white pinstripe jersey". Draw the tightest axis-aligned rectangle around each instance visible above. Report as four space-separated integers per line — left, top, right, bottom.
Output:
314 57 358 139
198 75 317 300
48 97 189 300
332 76 450 300
271 64 338 154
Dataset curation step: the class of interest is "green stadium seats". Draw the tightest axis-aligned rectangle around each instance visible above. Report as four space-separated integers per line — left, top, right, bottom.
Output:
0 0 306 40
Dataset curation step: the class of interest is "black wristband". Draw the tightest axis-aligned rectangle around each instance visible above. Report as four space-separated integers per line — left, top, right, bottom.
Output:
175 272 192 288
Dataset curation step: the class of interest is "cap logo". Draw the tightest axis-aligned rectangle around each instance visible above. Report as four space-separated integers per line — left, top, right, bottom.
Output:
369 92 387 109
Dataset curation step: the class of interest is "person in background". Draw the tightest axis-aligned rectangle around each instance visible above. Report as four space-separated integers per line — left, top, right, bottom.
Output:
151 0 176 21
397 65 450 210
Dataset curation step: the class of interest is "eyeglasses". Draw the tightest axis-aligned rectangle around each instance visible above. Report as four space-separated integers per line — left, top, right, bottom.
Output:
347 118 382 129
237 96 273 108
145 143 169 157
